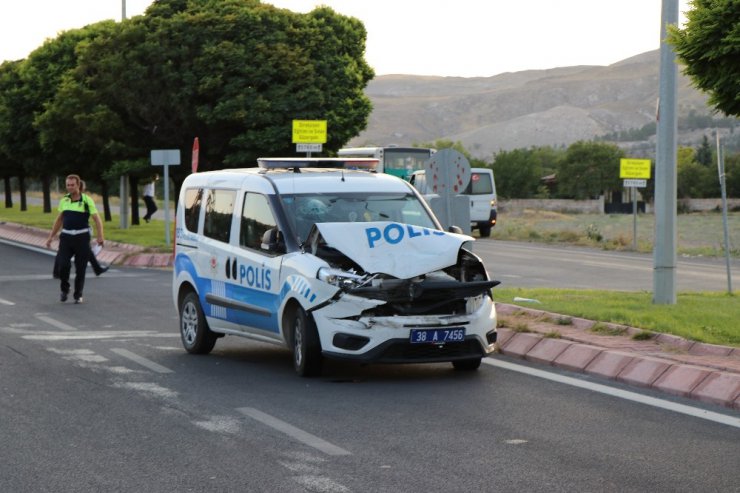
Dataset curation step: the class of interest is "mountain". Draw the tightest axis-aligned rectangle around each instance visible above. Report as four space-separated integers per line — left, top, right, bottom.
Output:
347 50 712 158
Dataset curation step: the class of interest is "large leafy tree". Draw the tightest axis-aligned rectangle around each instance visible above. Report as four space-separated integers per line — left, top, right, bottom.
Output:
57 0 374 199
492 146 563 199
556 141 624 200
0 61 29 209
669 0 740 117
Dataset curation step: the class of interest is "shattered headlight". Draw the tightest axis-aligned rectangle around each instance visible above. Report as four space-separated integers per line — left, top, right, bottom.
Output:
317 267 366 290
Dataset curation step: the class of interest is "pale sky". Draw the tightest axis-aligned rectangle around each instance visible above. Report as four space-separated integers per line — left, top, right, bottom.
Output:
1 0 691 77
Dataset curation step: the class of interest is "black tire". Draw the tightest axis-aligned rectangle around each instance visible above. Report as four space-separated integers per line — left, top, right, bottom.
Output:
452 358 482 371
478 225 491 238
291 307 322 377
180 291 217 354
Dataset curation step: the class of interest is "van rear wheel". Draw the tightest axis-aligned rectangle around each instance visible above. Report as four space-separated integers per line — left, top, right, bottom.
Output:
478 225 491 238
180 291 217 354
291 307 322 377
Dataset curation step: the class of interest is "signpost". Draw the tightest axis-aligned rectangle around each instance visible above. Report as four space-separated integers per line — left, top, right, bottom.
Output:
292 120 327 156
424 149 471 233
620 158 651 251
150 149 181 245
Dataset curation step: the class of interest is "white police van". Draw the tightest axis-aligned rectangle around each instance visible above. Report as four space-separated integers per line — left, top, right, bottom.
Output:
173 158 499 376
409 168 497 237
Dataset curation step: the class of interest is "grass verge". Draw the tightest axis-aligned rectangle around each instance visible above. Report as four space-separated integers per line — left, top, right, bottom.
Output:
495 287 739 347
1 203 172 251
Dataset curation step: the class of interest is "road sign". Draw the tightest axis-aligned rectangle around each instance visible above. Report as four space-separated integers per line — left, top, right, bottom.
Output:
620 158 651 179
623 179 647 188
150 149 181 166
192 137 199 173
292 120 327 144
297 143 322 153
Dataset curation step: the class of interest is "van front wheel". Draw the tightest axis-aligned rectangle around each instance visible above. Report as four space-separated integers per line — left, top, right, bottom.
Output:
180 292 217 354
291 307 322 377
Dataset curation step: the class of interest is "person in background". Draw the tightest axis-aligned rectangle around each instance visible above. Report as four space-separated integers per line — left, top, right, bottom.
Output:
143 175 158 223
45 174 104 304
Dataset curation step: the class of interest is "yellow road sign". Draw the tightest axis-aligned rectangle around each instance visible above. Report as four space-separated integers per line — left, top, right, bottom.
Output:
292 120 327 144
620 158 652 179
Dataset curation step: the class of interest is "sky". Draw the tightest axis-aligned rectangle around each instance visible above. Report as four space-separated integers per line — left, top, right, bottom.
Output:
1 0 691 78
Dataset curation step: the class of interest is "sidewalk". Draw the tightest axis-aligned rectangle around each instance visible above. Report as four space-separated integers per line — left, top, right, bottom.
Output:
0 221 173 268
1 220 738 410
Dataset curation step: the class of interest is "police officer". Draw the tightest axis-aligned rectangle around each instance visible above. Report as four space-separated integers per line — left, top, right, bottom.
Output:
45 174 105 304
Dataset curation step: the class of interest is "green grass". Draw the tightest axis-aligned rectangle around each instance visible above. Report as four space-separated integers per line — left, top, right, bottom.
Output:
491 210 740 257
1 203 173 251
495 287 740 347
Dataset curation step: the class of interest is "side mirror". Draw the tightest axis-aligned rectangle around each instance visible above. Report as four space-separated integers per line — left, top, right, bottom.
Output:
260 228 284 253
447 225 463 235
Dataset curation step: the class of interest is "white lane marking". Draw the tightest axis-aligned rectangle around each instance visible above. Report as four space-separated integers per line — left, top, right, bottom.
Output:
110 348 173 374
113 381 178 399
20 331 178 341
238 407 351 456
0 297 14 305
35 314 77 331
484 358 740 429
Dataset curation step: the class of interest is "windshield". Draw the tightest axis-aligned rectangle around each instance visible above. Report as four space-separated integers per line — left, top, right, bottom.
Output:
280 192 438 244
383 150 433 179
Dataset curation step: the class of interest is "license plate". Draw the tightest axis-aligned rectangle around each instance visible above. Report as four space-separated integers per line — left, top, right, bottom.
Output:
409 328 465 344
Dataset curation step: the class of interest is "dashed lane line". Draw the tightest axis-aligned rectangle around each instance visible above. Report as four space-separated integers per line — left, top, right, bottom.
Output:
110 348 174 374
238 407 352 456
35 314 77 331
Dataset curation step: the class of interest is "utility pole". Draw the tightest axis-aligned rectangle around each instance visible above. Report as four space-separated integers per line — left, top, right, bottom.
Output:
653 0 679 304
119 0 129 229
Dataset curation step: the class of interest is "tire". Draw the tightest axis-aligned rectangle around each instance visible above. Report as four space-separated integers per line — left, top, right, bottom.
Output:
180 291 217 354
291 307 322 377
452 358 482 371
478 225 491 238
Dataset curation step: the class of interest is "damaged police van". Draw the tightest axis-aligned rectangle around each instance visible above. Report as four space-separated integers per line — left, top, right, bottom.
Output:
173 158 499 376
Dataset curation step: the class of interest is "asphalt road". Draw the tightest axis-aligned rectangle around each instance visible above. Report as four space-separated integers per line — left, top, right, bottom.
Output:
472 239 738 292
1 243 738 492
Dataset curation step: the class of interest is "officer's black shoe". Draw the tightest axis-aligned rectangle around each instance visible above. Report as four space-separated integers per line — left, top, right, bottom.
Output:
96 265 109 276
74 296 83 304
60 291 68 302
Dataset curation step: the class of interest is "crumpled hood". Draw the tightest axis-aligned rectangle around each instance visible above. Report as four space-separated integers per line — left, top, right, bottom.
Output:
315 222 473 279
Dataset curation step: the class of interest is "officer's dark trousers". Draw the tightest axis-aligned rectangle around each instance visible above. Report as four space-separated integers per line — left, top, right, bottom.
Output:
57 232 89 298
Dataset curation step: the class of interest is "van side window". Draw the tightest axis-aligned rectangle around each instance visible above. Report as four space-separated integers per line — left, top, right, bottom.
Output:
240 193 277 250
203 189 236 243
465 172 493 195
183 188 203 233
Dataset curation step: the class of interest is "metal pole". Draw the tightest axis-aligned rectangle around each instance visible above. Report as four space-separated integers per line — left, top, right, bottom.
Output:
632 186 638 251
653 0 679 304
118 1 129 229
716 131 733 293
164 164 171 246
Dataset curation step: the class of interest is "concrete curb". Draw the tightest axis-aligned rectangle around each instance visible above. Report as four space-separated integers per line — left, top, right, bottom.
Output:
495 304 740 410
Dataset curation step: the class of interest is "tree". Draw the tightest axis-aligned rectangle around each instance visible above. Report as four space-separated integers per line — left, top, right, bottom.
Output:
556 141 624 200
695 135 713 166
492 148 547 199
58 0 374 202
669 0 740 117
0 61 29 210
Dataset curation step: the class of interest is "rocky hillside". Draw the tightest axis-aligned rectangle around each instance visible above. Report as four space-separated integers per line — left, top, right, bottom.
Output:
348 50 713 158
